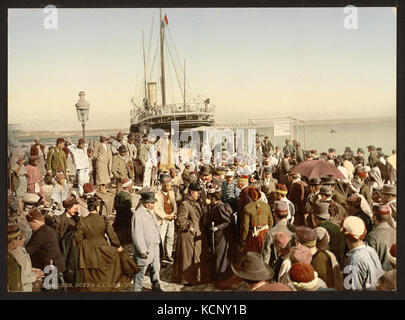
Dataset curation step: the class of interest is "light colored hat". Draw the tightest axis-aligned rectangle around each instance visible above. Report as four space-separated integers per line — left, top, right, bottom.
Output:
225 170 234 177
290 245 313 264
121 178 133 188
314 227 330 244
341 216 367 241
274 232 291 249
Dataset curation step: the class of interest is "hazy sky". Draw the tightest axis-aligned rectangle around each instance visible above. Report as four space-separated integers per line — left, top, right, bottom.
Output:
8 7 396 131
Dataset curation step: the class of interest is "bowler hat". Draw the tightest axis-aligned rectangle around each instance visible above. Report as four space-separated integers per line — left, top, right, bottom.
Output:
367 145 375 150
321 175 335 185
200 165 211 176
140 192 157 203
313 202 330 220
118 145 127 153
231 251 274 282
381 184 396 196
263 166 273 175
188 181 203 192
309 177 321 186
319 185 333 196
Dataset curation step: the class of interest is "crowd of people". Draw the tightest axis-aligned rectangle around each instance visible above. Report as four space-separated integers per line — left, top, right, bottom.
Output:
7 131 397 292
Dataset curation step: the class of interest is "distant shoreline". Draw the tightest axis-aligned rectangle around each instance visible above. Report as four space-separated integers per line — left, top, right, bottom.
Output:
9 116 396 140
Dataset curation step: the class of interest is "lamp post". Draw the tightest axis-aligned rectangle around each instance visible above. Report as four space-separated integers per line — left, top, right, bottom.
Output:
75 91 90 139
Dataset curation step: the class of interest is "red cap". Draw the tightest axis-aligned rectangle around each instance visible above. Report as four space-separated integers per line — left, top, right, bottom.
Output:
288 263 315 283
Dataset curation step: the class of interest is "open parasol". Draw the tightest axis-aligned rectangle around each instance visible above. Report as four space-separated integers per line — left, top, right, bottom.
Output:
291 160 345 180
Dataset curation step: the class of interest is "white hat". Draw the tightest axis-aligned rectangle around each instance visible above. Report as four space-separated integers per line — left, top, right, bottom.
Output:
341 216 367 241
121 178 133 188
225 170 234 177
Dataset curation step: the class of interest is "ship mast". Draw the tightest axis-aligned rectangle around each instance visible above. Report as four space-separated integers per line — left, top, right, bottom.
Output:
160 8 166 108
142 31 147 103
183 59 186 108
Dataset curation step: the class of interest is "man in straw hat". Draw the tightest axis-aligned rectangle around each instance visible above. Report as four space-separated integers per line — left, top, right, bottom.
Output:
365 204 396 271
94 133 113 194
341 216 384 290
131 191 163 291
231 251 292 291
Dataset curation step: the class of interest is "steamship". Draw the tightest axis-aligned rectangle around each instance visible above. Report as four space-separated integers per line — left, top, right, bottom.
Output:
129 9 215 135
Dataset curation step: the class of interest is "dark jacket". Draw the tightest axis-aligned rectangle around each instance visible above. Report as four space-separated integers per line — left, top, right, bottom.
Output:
26 224 67 273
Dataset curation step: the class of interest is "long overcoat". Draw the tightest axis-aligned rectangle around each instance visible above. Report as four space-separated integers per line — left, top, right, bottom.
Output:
171 195 211 285
207 201 237 281
94 142 112 185
74 212 139 291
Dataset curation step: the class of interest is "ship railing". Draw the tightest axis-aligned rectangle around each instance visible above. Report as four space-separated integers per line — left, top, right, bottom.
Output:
132 103 215 123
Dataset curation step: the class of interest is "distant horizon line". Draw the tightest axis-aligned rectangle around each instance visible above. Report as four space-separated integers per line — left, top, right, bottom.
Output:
9 115 396 134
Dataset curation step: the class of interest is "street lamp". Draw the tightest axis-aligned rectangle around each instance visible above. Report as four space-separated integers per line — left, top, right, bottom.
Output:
75 91 90 139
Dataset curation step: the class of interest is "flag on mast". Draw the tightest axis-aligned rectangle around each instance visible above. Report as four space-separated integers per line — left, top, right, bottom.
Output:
163 14 168 26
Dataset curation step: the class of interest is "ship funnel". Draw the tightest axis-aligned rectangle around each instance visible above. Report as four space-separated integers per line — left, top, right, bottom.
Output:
147 82 157 106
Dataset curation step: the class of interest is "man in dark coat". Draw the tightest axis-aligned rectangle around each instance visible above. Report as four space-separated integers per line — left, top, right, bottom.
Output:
26 208 67 290
293 140 304 163
113 178 135 256
282 139 295 157
172 181 211 285
319 185 347 227
279 152 292 186
321 175 347 207
310 202 346 268
48 197 80 243
207 185 237 287
367 145 379 168
288 171 308 226
261 136 274 158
